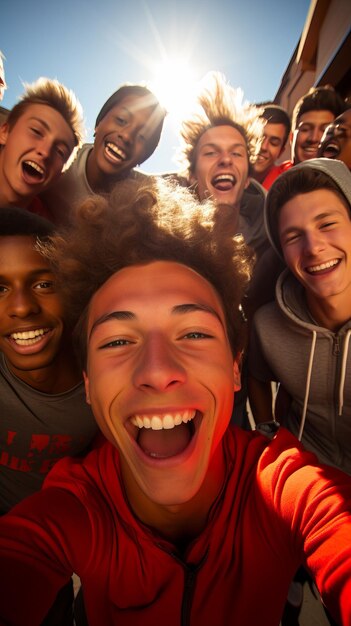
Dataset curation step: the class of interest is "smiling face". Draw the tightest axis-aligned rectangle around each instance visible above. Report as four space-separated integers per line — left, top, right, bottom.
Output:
189 125 250 207
0 236 66 381
84 261 238 510
291 110 335 164
253 122 286 181
88 95 159 189
279 189 351 318
319 109 351 170
0 104 75 208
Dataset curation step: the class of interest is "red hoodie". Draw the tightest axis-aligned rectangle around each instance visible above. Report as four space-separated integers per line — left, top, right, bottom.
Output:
0 426 350 626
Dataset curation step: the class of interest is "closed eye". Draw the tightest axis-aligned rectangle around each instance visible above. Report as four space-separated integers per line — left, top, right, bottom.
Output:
320 221 337 229
182 331 213 340
99 338 133 349
30 127 42 137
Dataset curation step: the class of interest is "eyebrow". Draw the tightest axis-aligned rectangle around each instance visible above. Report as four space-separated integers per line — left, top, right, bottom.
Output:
89 302 223 338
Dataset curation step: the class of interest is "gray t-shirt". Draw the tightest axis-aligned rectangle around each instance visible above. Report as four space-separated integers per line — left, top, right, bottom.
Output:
0 352 98 513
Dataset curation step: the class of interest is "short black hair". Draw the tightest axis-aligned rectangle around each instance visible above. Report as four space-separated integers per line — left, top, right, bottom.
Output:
292 86 346 131
0 207 55 239
260 104 291 145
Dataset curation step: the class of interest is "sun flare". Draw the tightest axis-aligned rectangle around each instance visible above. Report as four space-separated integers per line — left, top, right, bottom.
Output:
150 57 198 122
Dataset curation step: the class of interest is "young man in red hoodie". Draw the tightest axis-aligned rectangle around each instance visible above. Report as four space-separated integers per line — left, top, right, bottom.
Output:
0 178 351 626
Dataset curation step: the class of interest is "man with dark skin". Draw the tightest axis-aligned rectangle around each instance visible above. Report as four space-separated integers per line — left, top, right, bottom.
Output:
42 84 166 225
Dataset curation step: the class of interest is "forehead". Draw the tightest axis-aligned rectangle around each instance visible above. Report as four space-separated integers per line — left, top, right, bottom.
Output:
197 125 246 149
0 235 51 268
88 261 224 326
264 122 286 138
16 103 75 143
297 110 335 126
336 109 351 125
279 189 349 226
103 94 156 121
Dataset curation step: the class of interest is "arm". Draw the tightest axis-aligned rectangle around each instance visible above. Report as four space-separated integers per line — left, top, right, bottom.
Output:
0 489 86 625
261 431 351 626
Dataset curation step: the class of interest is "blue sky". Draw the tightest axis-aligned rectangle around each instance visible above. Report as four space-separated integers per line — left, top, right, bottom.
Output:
1 0 311 172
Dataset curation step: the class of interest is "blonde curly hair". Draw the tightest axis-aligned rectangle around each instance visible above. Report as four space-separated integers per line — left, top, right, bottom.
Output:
177 71 264 177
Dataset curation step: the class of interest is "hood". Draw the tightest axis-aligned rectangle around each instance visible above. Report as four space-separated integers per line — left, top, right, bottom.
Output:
264 158 351 259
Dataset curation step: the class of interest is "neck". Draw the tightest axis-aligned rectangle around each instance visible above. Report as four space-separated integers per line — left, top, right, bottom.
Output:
7 343 82 394
122 443 226 547
307 292 351 331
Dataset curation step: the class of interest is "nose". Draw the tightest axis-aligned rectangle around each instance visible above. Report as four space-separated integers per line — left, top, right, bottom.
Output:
132 333 187 392
310 126 323 143
261 136 270 152
218 151 233 166
118 124 137 147
304 230 325 256
7 288 40 318
36 137 51 159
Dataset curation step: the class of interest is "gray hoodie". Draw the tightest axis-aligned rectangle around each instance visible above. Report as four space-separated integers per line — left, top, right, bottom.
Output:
250 158 351 474
250 270 351 473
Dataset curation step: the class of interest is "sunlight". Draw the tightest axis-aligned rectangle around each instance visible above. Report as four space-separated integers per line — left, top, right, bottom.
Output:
150 56 198 122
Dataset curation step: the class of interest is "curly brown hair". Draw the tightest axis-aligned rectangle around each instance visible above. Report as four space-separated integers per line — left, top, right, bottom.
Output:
177 71 264 178
42 177 255 366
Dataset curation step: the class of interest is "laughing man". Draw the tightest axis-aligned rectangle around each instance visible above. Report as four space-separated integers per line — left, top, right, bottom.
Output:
0 77 84 219
0 178 351 626
42 84 166 225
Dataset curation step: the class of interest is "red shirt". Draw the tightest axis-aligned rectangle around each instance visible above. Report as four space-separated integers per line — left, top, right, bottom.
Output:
0 426 350 625
261 160 293 190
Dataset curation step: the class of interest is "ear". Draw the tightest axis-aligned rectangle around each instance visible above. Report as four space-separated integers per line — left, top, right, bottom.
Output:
83 371 91 404
289 130 294 146
0 122 9 146
233 359 241 392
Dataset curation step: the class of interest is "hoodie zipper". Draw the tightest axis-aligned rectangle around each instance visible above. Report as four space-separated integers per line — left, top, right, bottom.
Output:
159 547 208 626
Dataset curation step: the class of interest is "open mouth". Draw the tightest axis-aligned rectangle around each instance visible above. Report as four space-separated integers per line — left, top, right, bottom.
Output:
211 174 236 191
130 409 199 459
22 160 45 183
321 141 341 159
105 142 127 163
9 328 51 346
305 259 340 275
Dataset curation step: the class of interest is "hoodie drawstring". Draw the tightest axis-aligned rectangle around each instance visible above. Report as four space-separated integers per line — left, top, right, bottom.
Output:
298 331 317 441
339 329 351 416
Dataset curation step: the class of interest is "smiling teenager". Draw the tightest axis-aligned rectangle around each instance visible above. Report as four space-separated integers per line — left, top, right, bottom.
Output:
0 178 351 626
42 84 166 226
0 207 98 625
0 77 84 220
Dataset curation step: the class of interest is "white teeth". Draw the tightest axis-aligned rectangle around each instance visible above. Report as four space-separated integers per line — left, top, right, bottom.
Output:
11 328 48 345
106 142 127 161
24 160 44 175
131 409 196 430
308 259 339 273
213 174 235 183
